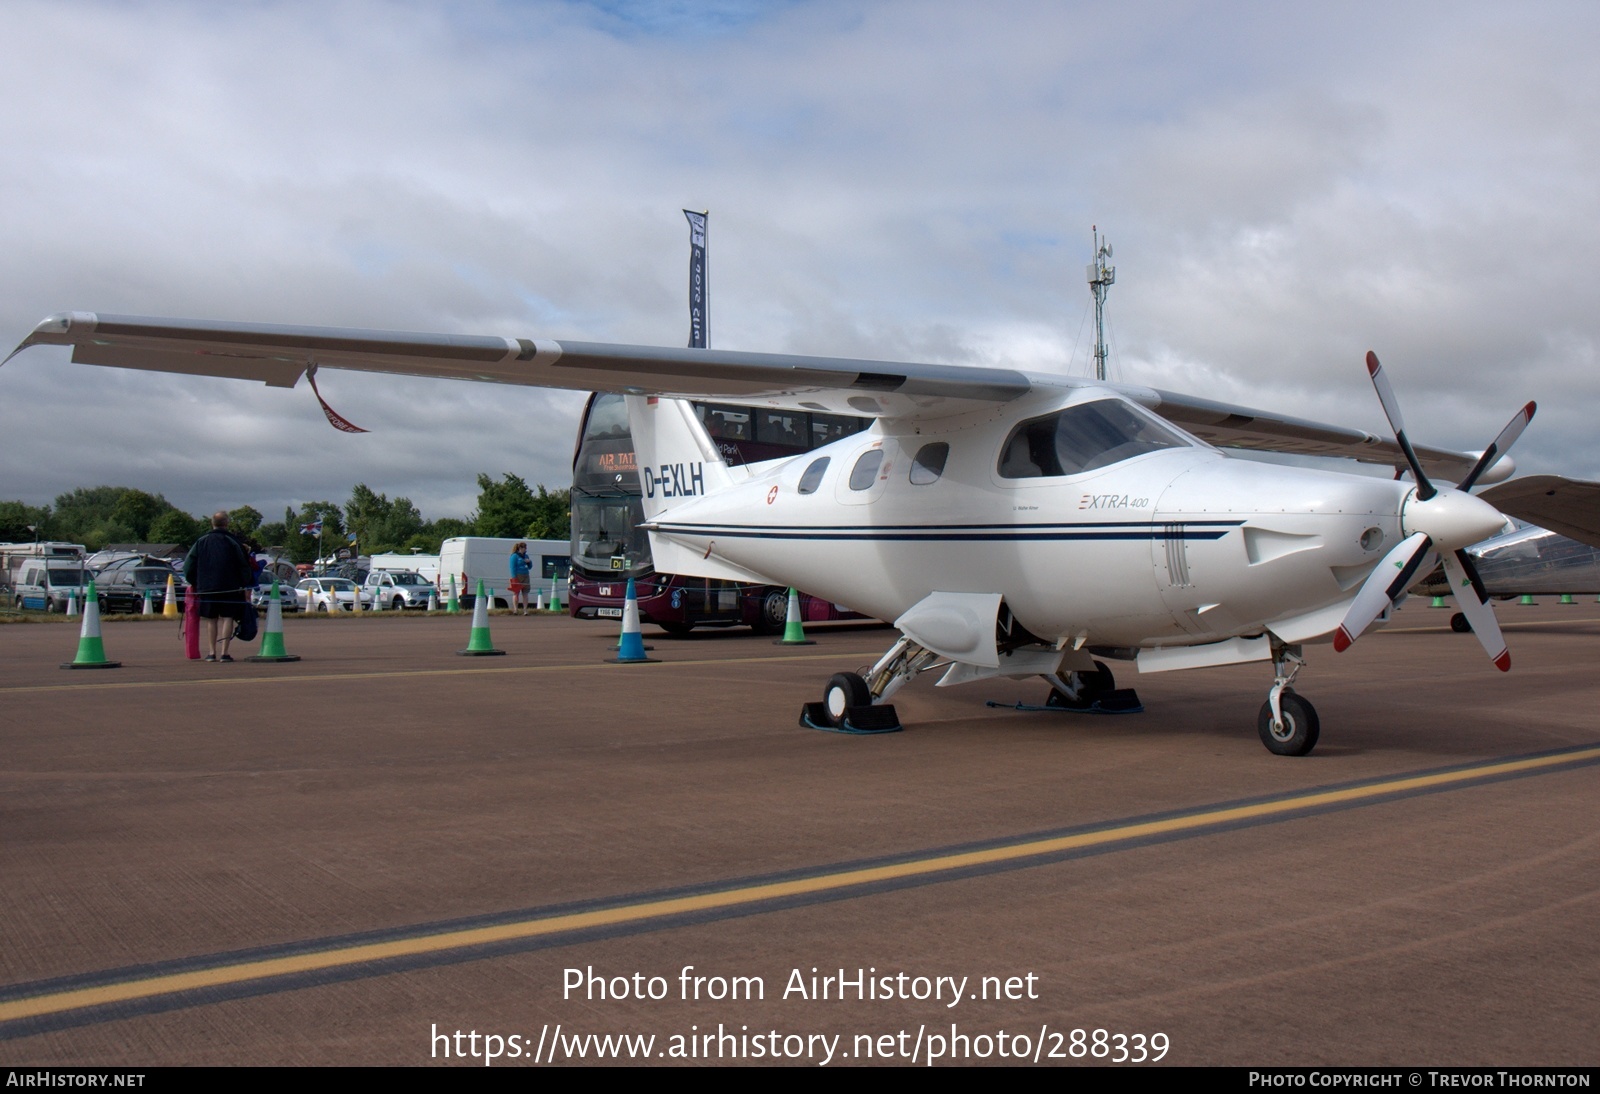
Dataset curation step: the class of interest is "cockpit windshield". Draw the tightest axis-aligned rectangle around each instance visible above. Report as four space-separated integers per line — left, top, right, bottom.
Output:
998 399 1191 478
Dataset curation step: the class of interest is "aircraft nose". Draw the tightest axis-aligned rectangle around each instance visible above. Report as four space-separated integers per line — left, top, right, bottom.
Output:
1400 487 1511 551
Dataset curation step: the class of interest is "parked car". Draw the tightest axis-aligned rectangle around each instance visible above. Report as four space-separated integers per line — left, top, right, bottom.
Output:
98 566 188 614
294 577 372 613
364 570 436 610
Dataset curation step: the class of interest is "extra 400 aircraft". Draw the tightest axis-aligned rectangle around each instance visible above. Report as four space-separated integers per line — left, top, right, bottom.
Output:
11 312 1591 755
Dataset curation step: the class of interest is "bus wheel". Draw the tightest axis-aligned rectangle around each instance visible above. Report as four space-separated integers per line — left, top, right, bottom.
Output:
752 590 788 635
660 621 695 636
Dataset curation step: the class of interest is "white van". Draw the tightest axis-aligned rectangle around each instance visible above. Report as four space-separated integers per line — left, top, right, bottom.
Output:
437 537 570 609
13 558 90 612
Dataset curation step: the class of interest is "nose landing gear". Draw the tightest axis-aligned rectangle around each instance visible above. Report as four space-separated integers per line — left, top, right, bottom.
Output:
1259 642 1319 756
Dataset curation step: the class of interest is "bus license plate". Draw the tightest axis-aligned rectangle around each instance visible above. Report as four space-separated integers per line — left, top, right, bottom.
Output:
597 607 623 618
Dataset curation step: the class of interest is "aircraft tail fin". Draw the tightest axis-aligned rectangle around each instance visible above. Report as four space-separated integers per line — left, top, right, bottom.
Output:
625 395 740 519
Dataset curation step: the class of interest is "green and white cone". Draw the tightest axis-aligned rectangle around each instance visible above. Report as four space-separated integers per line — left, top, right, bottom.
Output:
427 587 439 612
446 574 460 614
549 577 563 612
65 589 78 619
535 589 545 612
1560 593 1575 605
774 587 816 645
371 584 383 611
1430 595 1446 608
62 581 119 670
457 579 505 656
1520 594 1536 606
250 579 301 662
142 587 154 615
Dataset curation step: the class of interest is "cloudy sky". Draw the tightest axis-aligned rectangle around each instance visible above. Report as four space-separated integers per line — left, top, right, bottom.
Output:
2 0 1596 525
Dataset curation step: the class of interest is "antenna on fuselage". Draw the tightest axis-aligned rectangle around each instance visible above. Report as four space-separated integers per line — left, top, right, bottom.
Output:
1087 226 1115 381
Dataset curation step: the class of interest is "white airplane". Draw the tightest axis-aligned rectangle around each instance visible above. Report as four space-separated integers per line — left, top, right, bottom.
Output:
6 313 1573 755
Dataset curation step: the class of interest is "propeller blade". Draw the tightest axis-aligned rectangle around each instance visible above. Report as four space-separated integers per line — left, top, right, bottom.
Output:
1457 401 1537 492
1334 531 1434 652
1442 549 1510 671
1366 351 1436 501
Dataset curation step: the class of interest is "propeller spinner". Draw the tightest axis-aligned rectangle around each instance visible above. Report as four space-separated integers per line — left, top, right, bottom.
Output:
1333 353 1531 670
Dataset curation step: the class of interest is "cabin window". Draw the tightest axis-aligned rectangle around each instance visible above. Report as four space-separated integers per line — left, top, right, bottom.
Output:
910 443 949 485
849 449 884 491
998 399 1188 478
798 457 830 495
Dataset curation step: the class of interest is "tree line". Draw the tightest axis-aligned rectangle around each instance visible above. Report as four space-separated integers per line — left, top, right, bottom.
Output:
0 474 570 562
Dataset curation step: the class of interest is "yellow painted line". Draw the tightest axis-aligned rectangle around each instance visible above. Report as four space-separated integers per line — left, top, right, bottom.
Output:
0 650 863 695
4 744 1597 1026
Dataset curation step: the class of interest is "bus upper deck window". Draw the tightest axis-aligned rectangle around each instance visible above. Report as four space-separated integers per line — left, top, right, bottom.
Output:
799 457 830 495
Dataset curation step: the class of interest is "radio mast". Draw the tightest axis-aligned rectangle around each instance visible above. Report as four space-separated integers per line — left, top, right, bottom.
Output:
1087 226 1115 381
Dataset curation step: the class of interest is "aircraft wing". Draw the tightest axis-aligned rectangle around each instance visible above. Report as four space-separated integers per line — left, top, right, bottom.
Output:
5 312 1029 420
9 311 1490 478
1135 387 1483 484
1478 475 1600 549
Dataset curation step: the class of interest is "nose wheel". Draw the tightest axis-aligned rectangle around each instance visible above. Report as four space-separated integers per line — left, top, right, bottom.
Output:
1257 689 1319 756
1259 642 1319 756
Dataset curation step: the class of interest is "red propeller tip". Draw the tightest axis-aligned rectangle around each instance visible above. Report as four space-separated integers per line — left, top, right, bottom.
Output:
1333 627 1352 653
1494 650 1510 672
1365 351 1380 375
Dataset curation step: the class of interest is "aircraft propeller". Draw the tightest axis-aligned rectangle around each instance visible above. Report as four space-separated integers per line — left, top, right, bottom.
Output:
1332 352 1532 671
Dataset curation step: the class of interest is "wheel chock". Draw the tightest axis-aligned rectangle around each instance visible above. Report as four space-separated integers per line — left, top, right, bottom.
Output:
798 702 903 734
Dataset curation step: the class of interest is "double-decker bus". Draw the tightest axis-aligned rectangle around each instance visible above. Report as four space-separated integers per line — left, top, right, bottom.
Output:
569 392 870 634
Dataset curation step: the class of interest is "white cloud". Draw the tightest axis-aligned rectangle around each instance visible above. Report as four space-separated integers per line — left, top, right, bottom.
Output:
3 0 1598 520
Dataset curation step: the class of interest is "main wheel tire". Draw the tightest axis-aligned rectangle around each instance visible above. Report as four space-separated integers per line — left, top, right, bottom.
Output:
752 590 789 635
823 672 871 726
393 597 405 612
1450 612 1472 633
1257 689 1320 756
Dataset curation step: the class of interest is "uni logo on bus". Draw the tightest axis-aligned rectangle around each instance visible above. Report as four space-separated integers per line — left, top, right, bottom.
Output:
644 462 706 499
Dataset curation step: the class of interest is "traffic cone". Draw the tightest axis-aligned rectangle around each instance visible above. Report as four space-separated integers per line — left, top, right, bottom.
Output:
427 587 438 612
549 577 563 613
535 590 545 612
774 587 816 645
457 580 504 656
1520 594 1536 606
609 578 659 663
61 581 120 669
1560 593 1575 605
65 589 78 618
446 574 460 614
371 584 383 612
1430 595 1446 608
163 574 179 618
142 588 154 615
250 579 301 662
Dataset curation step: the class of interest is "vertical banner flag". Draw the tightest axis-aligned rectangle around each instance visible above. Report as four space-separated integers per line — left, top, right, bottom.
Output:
684 209 708 349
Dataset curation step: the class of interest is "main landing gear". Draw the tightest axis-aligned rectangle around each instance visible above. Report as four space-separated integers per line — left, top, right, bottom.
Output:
1258 641 1319 756
800 634 941 733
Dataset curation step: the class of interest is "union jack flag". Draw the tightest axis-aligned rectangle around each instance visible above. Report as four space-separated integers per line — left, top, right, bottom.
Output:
299 520 323 536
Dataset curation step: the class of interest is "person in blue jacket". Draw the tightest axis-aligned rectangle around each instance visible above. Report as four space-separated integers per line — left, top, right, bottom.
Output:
509 541 533 615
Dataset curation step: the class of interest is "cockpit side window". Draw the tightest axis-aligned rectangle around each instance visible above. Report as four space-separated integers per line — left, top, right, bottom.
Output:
998 400 1188 479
